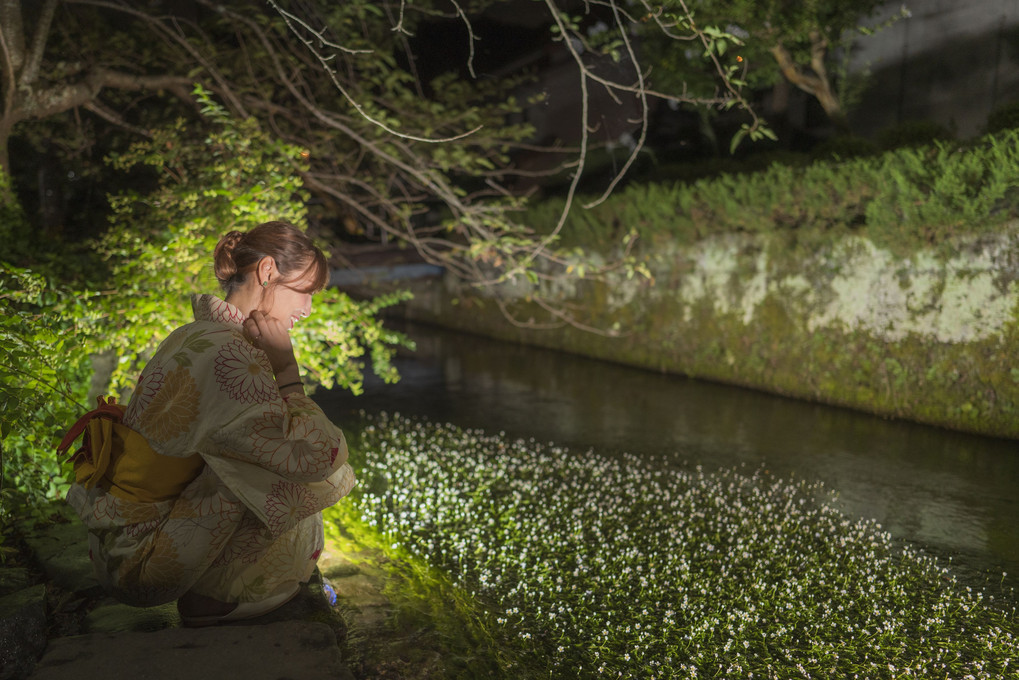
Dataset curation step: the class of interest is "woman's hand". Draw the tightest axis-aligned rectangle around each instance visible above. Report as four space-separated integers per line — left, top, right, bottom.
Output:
243 310 300 383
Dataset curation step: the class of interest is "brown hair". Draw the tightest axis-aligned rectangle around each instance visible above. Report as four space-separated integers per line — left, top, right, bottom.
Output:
213 221 328 297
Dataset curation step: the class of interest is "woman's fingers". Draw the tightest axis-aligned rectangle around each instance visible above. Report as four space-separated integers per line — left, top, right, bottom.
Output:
243 315 262 339
244 310 297 376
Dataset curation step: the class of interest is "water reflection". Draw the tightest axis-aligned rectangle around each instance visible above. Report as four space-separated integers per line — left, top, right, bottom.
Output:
318 321 1019 594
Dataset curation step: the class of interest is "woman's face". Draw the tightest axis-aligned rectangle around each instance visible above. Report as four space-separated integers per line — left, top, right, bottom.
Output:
265 270 315 331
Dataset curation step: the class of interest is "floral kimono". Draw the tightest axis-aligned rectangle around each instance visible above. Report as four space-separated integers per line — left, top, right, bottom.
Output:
65 294 355 607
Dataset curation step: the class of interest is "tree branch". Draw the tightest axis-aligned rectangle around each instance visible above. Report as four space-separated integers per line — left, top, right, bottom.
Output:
19 0 58 88
769 42 823 97
92 68 193 99
0 0 26 75
808 31 831 93
0 6 18 128
67 0 250 117
769 35 843 125
12 68 192 123
82 100 152 138
583 0 649 209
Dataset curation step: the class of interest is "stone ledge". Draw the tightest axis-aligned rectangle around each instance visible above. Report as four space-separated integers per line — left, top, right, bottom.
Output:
27 620 354 680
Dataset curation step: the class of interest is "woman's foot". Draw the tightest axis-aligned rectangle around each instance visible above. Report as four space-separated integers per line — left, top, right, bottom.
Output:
177 591 237 627
178 584 300 627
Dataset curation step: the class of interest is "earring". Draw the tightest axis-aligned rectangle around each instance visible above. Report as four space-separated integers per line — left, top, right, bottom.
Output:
261 280 269 287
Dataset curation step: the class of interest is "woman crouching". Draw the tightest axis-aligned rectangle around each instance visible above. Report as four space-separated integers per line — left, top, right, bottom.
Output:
62 221 354 625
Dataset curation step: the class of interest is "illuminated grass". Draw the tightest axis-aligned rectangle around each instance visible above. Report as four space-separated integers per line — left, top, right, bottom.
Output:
330 412 1018 679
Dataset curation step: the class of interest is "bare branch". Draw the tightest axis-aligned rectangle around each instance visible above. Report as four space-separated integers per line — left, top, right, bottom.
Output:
537 0 591 250
391 0 410 35
271 3 373 55
93 68 193 99
769 43 823 98
448 0 477 79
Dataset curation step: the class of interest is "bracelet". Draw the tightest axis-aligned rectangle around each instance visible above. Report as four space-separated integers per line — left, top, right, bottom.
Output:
277 381 304 391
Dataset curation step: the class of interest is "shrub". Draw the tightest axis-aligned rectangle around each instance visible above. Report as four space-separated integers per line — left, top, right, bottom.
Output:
526 128 1019 256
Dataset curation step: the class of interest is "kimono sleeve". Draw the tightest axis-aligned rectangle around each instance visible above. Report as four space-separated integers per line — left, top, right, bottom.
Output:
210 390 351 484
189 331 356 533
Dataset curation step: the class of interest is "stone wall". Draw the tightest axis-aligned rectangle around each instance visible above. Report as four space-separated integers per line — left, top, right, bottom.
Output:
391 222 1019 439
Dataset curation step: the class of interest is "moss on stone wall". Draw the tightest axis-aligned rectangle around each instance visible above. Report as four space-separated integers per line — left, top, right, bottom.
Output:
394 222 1019 440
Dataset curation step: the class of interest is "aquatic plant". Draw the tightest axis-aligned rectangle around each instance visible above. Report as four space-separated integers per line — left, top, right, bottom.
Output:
327 412 1018 679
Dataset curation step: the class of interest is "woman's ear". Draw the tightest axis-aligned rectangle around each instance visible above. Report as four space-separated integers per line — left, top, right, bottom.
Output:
258 256 277 285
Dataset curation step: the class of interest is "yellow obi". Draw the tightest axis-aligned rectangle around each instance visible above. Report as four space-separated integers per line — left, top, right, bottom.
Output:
58 396 204 504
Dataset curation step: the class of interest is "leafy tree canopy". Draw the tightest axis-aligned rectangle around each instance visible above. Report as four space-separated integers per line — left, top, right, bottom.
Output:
1 0 766 285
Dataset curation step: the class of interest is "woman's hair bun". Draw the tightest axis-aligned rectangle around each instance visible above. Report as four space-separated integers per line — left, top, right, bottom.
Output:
213 230 245 284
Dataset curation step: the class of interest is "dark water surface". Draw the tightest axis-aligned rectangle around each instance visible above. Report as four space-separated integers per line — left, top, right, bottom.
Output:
318 321 1019 596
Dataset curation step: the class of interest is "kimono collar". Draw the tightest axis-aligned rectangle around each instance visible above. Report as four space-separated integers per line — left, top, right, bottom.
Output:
191 294 247 329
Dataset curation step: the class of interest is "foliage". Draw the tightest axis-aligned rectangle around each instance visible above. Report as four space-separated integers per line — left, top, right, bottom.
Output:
337 412 1019 679
1 94 412 510
0 185 90 512
89 91 409 396
526 127 1019 257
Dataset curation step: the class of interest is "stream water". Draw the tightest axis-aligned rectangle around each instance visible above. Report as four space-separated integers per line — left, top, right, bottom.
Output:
317 320 1019 597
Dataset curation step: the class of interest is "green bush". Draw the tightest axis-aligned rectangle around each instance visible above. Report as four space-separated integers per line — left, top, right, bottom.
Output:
0 263 90 515
527 128 1019 256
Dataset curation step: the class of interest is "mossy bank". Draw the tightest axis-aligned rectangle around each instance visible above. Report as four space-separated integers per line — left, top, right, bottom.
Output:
391 220 1019 440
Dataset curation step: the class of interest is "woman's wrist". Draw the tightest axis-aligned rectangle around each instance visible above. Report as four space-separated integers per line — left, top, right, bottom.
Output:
274 363 300 385
276 363 304 396
278 380 305 397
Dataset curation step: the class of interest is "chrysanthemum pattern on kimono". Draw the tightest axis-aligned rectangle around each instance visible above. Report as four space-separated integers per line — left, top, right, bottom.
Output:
66 294 354 607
